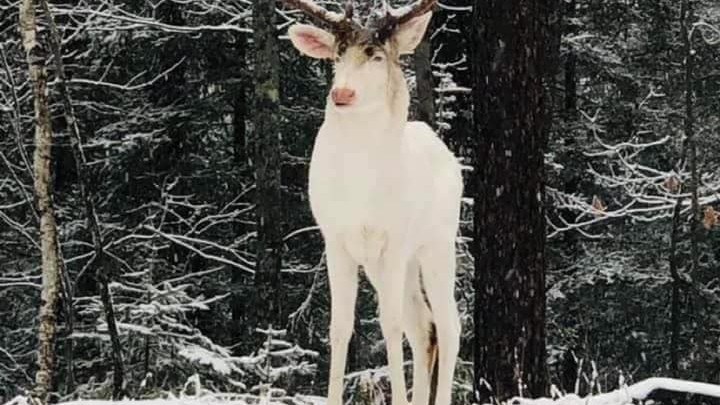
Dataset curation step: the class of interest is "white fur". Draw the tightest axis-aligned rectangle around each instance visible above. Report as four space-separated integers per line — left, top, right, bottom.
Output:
290 12 462 405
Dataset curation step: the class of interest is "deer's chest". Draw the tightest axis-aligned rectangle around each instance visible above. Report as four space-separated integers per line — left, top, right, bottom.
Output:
310 147 403 223
308 136 416 261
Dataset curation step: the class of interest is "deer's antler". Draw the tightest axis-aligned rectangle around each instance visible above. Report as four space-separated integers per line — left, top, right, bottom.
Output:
283 0 359 32
390 0 437 26
284 0 436 44
375 0 437 41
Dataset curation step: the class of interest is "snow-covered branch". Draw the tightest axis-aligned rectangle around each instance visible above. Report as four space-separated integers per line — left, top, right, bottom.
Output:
510 378 720 405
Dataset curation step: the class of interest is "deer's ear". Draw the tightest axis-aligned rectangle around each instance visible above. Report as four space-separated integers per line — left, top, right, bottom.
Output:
395 12 432 55
288 24 336 59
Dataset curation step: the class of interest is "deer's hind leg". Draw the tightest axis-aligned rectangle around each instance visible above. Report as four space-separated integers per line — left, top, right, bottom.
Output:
417 243 459 405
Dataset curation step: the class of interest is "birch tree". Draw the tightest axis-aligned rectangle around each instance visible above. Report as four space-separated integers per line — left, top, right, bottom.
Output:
19 0 61 401
38 0 126 397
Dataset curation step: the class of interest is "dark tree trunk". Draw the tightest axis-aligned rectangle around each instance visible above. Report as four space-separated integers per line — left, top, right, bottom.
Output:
97 262 125 398
563 0 577 114
252 0 283 333
229 33 250 349
233 34 248 166
669 194 683 376
681 0 707 379
60 266 75 394
414 35 435 128
666 1 695 370
681 0 699 281
471 0 556 402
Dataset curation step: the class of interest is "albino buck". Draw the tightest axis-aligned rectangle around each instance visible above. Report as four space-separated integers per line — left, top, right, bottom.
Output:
285 1 463 405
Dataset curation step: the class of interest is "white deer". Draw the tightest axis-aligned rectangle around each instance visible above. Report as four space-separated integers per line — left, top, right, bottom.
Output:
285 1 462 405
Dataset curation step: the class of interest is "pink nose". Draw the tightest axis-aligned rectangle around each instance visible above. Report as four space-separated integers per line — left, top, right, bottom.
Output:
331 88 356 106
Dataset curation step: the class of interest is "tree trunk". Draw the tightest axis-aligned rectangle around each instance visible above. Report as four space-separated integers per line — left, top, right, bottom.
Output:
252 0 283 333
56 259 76 395
681 0 707 380
681 0 699 280
669 195 683 376
19 0 61 402
233 33 248 166
414 35 435 128
97 266 125 398
229 33 249 354
666 1 695 373
471 0 556 402
39 0 126 396
563 0 577 114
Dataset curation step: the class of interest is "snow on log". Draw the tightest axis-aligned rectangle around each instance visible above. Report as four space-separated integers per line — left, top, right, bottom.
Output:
2 395 327 405
510 378 720 405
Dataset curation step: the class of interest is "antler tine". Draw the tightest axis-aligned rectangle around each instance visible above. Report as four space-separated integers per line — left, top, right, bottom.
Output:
344 1 354 19
283 0 347 28
394 0 437 25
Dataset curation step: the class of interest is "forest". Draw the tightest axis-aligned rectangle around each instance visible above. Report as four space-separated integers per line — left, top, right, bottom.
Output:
0 0 719 404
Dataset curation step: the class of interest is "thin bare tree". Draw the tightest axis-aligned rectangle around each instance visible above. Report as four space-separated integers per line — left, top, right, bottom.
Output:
39 0 126 397
19 0 61 402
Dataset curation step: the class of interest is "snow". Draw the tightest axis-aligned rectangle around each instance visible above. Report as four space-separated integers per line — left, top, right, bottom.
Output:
178 346 234 375
4 398 246 405
2 393 329 405
5 378 720 405
510 378 720 405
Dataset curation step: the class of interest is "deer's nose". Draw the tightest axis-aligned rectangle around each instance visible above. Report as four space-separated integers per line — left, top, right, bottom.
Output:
331 88 356 106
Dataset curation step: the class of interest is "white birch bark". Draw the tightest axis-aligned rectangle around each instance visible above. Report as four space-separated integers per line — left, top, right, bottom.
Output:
19 0 62 402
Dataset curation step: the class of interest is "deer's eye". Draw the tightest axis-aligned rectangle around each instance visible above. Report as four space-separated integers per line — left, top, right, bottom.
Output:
334 56 342 63
364 47 384 62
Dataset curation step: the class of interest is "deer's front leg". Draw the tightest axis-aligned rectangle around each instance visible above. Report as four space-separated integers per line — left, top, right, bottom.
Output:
377 254 410 405
326 241 358 405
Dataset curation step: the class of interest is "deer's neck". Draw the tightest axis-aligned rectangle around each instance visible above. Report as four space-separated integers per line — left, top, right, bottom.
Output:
324 108 406 136
323 98 410 145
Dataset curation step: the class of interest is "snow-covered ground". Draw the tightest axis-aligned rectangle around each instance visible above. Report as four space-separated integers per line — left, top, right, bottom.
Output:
3 393 328 405
4 377 720 405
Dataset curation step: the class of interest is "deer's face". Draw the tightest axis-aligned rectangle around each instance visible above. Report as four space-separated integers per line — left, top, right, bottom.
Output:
288 12 432 112
329 42 396 111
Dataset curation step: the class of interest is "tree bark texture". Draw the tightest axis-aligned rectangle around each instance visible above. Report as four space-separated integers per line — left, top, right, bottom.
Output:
233 33 248 166
19 0 61 402
669 195 683 376
35 4 77 393
680 0 709 380
563 0 577 114
414 35 435 128
97 267 125 397
471 0 555 402
230 51 249 353
253 0 283 331
681 0 699 279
